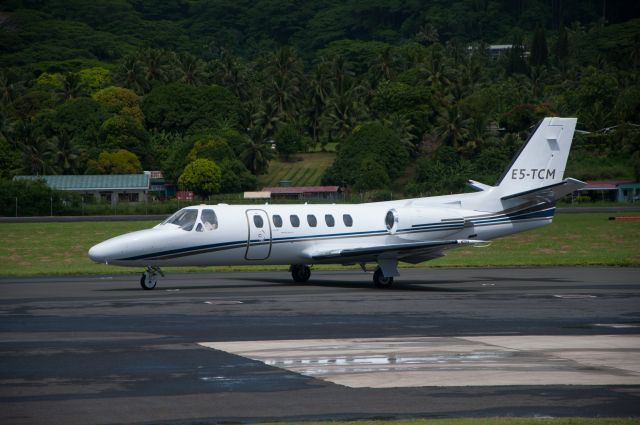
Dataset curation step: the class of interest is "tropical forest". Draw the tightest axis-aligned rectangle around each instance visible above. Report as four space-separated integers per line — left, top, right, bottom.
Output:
1 0 640 210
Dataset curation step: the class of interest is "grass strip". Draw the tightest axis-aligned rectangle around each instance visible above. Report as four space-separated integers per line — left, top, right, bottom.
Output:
0 213 638 277
253 419 637 425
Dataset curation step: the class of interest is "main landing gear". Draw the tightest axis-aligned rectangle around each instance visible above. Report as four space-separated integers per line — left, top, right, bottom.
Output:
140 266 164 290
290 264 311 283
373 267 394 289
359 262 396 289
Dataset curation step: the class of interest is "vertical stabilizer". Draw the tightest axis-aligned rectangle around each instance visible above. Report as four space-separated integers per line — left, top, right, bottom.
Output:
496 117 577 197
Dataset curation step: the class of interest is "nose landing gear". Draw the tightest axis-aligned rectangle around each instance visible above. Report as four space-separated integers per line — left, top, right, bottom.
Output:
140 266 164 290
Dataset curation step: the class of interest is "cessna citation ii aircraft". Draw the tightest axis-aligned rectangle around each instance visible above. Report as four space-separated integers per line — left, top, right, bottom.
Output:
89 117 585 290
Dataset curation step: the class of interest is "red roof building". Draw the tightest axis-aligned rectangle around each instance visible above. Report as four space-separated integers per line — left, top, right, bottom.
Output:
576 180 639 203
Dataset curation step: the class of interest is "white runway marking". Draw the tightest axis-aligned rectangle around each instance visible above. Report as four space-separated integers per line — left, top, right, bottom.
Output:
199 335 640 388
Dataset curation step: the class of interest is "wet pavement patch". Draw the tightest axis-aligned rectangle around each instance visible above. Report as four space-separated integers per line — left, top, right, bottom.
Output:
200 335 640 388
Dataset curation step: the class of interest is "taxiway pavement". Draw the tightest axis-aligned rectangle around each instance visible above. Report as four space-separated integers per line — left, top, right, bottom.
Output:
1 267 639 424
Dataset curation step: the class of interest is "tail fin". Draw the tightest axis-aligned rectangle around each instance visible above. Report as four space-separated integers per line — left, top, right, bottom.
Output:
496 117 577 197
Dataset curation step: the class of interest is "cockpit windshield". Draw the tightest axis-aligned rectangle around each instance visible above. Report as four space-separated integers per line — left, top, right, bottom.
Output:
162 208 198 231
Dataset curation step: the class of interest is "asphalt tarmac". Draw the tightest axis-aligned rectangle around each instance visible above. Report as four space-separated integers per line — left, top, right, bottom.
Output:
1 267 639 424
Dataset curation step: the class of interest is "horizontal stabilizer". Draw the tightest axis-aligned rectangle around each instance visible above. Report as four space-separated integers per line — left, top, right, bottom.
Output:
467 180 493 192
501 178 586 202
309 239 486 263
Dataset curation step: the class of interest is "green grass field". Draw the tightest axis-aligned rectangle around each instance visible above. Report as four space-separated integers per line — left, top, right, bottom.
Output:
254 420 637 425
258 152 335 188
0 213 638 277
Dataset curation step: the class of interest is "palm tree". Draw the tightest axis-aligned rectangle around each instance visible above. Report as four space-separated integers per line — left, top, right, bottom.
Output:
306 63 330 147
0 70 19 106
54 132 84 174
370 46 396 82
13 120 58 175
416 23 439 46
464 116 489 157
320 55 367 140
424 51 451 89
329 55 354 98
59 73 83 101
435 106 472 151
323 86 367 140
213 50 252 101
240 130 273 175
141 48 170 83
177 52 207 86
114 55 149 94
268 73 301 121
0 110 15 144
529 66 547 99
251 100 280 138
264 47 303 121
581 102 613 132
461 60 483 92
382 113 418 155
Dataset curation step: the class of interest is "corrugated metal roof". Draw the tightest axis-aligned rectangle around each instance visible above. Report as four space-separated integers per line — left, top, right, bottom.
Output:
15 175 149 190
262 186 340 194
581 180 634 190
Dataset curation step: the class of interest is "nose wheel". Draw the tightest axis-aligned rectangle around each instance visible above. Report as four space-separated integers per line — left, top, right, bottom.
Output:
140 267 163 290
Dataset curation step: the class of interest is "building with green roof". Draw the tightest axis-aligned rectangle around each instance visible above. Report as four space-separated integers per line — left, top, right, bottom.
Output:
15 174 150 205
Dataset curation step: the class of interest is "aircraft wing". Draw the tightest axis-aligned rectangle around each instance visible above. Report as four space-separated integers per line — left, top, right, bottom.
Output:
501 178 586 202
308 239 485 264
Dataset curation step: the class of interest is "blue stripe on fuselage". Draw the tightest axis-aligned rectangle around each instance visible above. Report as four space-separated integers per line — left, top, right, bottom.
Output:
118 203 555 261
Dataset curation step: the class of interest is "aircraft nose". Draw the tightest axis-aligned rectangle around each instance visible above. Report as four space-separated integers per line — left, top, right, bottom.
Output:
88 241 112 264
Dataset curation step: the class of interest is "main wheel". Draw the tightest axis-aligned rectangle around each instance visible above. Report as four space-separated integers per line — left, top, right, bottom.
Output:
291 265 311 283
373 267 393 289
140 271 158 290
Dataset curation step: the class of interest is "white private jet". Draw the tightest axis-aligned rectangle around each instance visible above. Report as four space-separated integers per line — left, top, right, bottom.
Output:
89 117 585 290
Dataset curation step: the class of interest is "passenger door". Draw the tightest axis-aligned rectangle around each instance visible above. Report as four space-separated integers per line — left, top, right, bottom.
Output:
245 209 272 260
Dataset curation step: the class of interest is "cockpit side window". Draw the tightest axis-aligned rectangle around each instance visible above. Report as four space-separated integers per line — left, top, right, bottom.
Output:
201 209 218 231
163 209 198 231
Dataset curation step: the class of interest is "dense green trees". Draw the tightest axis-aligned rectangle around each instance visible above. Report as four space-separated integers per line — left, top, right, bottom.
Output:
1 0 639 202
178 158 222 197
86 149 142 174
323 122 409 189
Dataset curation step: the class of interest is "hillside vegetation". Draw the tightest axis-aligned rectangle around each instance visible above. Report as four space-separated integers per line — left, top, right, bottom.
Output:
1 0 639 208
258 153 336 188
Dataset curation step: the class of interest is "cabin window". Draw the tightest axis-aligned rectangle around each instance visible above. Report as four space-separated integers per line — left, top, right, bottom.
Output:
163 208 198 231
325 214 335 227
343 214 353 227
290 214 300 227
307 214 317 227
201 209 218 231
272 214 283 228
253 215 264 228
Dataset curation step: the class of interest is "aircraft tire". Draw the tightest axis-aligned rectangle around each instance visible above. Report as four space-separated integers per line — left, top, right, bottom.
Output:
373 268 393 289
291 265 311 283
140 271 157 290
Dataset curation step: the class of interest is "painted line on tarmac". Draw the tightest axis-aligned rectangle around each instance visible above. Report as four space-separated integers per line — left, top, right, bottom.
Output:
199 335 640 388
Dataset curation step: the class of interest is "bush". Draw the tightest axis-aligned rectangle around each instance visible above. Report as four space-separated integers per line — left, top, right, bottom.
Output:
0 179 80 216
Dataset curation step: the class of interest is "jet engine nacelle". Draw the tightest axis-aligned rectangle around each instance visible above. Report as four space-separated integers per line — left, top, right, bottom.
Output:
384 207 466 240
